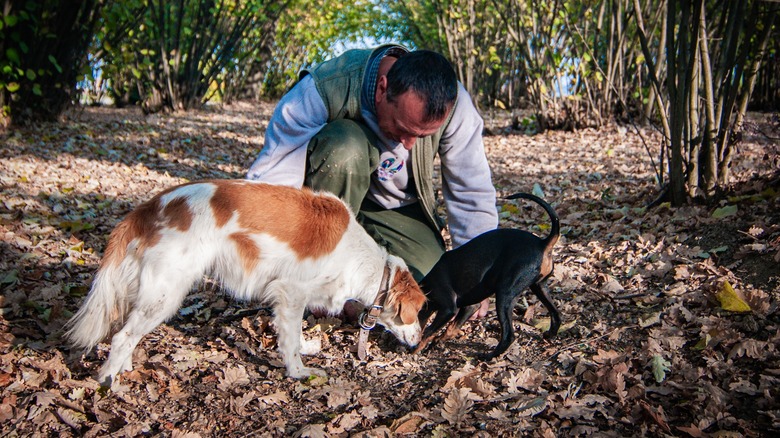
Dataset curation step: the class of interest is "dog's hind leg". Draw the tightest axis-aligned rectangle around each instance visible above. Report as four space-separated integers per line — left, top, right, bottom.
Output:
483 283 525 360
531 283 561 338
97 261 201 386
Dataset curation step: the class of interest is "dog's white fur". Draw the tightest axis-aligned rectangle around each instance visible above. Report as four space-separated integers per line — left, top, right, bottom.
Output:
66 180 425 384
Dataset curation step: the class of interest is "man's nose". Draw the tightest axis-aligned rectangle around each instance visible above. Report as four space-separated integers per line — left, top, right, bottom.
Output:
400 136 417 150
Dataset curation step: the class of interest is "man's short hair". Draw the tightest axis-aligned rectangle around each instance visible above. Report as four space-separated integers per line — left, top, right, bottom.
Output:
386 50 458 122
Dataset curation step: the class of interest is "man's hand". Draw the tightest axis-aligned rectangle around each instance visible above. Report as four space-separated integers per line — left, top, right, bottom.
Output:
469 299 490 320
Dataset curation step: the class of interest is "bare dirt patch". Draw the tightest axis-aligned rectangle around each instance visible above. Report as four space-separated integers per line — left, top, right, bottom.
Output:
1 103 778 437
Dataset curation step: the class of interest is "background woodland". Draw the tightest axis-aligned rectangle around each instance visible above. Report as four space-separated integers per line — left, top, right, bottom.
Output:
0 1 779 436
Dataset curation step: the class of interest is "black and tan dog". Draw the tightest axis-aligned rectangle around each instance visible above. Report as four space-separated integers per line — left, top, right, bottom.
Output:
414 192 561 359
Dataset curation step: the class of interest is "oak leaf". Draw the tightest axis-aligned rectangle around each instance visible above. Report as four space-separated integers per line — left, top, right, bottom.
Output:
217 366 250 391
441 388 476 426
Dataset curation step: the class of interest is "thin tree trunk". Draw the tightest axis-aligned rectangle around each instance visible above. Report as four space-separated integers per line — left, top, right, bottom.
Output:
698 6 718 195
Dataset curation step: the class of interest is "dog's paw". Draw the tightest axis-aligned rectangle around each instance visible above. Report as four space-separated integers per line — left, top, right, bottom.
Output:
96 373 114 388
411 337 433 354
300 337 322 355
476 351 498 362
288 366 327 379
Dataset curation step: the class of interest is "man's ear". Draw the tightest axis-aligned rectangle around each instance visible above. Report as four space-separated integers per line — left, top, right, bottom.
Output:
376 75 388 102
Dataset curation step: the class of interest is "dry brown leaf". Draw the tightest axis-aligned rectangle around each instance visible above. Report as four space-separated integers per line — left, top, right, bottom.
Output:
441 388 476 426
293 424 328 438
0 397 15 422
443 363 477 389
259 391 289 406
639 400 671 433
486 406 511 421
217 366 250 391
393 416 424 434
460 376 494 399
321 378 357 408
676 424 706 437
171 430 202 438
230 390 257 415
327 411 361 434
592 349 624 365
507 368 544 392
728 338 770 360
56 407 87 430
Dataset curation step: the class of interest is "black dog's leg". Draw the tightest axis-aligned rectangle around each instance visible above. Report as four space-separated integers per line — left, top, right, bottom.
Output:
482 289 521 360
531 283 560 338
417 302 435 333
439 304 479 341
422 305 457 341
414 298 458 353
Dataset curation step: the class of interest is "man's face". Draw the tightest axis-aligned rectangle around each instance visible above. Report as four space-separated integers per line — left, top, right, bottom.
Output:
375 75 449 150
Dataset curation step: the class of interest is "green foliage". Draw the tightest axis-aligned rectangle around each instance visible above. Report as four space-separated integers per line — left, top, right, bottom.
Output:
0 0 101 125
91 0 287 111
258 0 391 98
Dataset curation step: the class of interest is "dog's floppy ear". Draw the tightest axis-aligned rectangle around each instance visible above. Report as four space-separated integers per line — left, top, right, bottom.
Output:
387 269 426 324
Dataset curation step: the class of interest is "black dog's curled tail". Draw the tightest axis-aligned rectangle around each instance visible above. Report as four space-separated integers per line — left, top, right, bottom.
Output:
503 192 560 247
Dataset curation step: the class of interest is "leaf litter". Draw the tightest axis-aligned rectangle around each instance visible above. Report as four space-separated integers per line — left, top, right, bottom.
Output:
1 103 778 436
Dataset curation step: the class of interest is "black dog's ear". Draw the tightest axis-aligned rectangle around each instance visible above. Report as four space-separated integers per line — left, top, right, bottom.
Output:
388 269 427 324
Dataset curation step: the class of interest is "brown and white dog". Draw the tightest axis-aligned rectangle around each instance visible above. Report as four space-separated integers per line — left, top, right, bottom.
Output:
66 180 426 384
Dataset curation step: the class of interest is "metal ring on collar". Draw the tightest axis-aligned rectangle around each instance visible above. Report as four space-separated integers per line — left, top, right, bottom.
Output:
358 311 376 330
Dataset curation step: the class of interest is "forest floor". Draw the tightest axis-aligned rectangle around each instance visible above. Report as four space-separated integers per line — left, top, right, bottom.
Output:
1 102 778 437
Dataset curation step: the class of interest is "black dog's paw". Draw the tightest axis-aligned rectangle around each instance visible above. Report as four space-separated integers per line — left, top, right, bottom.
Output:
543 330 558 340
476 351 498 362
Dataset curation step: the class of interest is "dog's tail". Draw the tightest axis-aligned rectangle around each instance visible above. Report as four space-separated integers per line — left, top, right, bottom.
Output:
504 192 560 248
64 220 140 351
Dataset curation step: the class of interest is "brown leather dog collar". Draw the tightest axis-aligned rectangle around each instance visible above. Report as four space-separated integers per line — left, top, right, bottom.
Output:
356 262 391 360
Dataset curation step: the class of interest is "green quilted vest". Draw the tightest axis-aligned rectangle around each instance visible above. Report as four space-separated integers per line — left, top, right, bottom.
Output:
301 45 451 232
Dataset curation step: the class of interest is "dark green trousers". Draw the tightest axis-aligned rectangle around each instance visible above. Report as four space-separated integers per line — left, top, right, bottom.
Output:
304 119 445 281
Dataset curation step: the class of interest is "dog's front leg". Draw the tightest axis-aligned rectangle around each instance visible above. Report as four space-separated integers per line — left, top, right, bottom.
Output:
273 295 327 379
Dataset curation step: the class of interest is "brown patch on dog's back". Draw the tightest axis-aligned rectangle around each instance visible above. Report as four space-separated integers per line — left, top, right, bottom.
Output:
387 269 427 324
210 181 350 260
102 187 197 268
163 196 193 232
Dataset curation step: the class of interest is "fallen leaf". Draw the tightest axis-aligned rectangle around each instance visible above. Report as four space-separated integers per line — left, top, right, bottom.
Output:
441 388 475 426
259 390 288 406
711 205 738 218
715 280 751 312
650 355 671 383
217 366 250 391
513 396 547 417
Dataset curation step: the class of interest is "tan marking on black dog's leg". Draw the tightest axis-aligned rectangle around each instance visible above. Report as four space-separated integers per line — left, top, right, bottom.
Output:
439 304 479 342
531 282 560 338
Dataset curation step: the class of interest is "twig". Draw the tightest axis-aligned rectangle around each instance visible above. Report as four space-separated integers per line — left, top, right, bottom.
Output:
737 229 760 241
542 324 640 363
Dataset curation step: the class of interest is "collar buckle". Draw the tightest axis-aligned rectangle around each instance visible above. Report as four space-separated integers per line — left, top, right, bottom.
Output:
356 263 392 360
